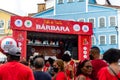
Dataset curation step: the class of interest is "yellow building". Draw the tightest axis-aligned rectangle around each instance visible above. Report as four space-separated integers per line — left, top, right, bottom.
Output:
0 9 18 39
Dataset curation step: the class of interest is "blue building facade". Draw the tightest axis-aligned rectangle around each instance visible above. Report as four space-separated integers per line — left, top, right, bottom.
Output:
33 0 120 54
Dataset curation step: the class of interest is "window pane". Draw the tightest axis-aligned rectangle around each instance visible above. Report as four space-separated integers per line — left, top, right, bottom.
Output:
100 36 105 44
92 37 95 45
8 20 10 29
110 35 116 44
110 17 115 26
99 18 105 27
68 0 73 2
0 20 4 28
58 0 63 4
78 19 84 22
78 0 84 2
0 29 4 33
89 18 95 28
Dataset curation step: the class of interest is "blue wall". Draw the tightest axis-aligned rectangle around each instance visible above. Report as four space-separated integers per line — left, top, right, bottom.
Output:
33 0 118 54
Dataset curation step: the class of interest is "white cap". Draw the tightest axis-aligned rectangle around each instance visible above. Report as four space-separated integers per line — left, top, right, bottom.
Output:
64 50 71 56
6 46 21 56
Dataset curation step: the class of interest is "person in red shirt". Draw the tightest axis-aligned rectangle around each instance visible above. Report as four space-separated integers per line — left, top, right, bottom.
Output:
89 46 108 80
0 46 35 80
75 59 93 80
62 51 76 80
62 53 74 80
52 59 67 80
98 48 120 80
43 60 50 72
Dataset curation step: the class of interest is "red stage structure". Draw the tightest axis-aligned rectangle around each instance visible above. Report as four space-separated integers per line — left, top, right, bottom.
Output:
10 16 93 60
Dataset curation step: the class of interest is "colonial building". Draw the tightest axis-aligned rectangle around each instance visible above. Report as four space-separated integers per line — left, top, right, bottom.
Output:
32 0 120 54
0 9 18 38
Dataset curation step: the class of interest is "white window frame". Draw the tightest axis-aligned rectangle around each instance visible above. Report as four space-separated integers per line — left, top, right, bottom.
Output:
57 0 64 4
0 19 4 29
77 18 85 22
109 34 117 44
108 16 117 27
98 35 106 45
98 16 106 28
8 20 10 29
88 17 96 28
91 35 96 45
67 0 74 2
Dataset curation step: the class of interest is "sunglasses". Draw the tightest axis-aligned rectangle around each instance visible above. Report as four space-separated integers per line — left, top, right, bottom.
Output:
84 66 93 69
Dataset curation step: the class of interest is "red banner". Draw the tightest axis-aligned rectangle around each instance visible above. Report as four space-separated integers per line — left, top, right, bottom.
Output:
10 16 93 35
78 35 92 60
13 30 27 60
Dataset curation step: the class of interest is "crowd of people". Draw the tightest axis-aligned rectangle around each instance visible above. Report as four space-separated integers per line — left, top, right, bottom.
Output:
0 46 120 80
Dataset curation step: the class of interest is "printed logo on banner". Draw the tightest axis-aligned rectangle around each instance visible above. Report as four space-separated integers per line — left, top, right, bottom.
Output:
24 20 32 28
83 55 87 58
73 24 80 31
83 51 87 54
83 46 87 50
83 46 88 58
15 19 23 27
82 25 89 32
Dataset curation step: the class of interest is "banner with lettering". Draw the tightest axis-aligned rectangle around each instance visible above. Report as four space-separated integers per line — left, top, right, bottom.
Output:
10 16 93 60
10 16 92 35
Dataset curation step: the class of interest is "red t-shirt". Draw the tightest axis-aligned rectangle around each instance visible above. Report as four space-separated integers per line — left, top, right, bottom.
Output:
65 66 71 80
53 71 67 80
0 61 35 80
91 59 108 80
76 74 91 80
65 63 74 80
98 67 120 80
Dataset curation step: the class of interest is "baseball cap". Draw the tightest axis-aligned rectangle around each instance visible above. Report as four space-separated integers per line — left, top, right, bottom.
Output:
6 46 21 56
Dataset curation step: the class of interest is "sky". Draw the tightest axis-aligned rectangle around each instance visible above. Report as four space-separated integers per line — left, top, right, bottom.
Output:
0 0 45 16
96 0 120 5
0 0 120 16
